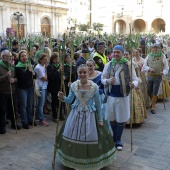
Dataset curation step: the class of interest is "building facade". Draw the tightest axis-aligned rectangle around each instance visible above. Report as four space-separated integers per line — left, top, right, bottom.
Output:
67 0 90 30
91 0 113 33
1 0 170 37
0 0 68 38
112 0 170 34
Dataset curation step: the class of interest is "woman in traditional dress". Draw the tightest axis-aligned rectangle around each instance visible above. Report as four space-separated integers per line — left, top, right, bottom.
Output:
124 50 147 124
166 38 170 84
57 64 116 170
86 59 108 121
86 59 104 93
133 48 150 108
157 40 170 99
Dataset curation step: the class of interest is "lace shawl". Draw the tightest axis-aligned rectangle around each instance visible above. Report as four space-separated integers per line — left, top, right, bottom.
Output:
71 80 98 111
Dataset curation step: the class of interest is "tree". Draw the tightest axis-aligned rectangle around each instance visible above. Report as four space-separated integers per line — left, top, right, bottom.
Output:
67 17 78 31
78 24 89 31
92 22 104 31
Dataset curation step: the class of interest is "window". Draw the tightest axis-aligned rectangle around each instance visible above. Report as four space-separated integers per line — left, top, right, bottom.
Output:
137 0 143 5
157 0 163 3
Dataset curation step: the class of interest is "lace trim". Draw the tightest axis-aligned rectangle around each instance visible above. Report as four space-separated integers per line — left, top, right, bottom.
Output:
71 80 98 108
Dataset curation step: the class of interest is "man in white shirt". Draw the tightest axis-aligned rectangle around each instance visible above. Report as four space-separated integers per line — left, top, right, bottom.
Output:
101 45 138 151
142 43 169 114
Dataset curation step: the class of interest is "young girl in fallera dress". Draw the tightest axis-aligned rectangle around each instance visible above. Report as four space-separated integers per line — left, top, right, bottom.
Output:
57 64 116 170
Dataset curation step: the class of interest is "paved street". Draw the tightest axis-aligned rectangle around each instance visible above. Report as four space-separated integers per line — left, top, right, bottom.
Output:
0 99 170 170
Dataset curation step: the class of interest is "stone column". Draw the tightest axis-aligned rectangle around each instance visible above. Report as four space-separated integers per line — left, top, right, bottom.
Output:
0 4 7 38
0 7 3 37
27 9 32 34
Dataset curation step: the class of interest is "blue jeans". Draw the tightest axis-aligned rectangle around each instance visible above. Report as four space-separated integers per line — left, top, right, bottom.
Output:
18 87 34 124
36 89 47 121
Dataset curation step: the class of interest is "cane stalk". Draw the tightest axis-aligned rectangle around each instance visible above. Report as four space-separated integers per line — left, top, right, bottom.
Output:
9 63 17 134
129 23 133 152
28 59 36 127
52 33 66 170
162 76 166 110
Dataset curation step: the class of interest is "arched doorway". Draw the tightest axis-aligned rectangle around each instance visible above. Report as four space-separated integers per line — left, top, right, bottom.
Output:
151 18 165 33
114 20 126 34
11 13 25 38
41 17 51 37
133 19 146 33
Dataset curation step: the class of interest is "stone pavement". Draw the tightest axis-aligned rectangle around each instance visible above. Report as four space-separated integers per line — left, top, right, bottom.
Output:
0 99 170 170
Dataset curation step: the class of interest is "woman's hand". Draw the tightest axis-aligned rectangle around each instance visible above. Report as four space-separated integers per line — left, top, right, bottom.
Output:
59 65 63 72
129 82 135 89
98 122 103 127
58 91 64 99
28 65 33 72
9 78 16 83
68 82 72 87
28 65 35 75
72 60 76 65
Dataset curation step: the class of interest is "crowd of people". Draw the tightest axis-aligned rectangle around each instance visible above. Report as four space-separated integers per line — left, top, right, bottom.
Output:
0 34 170 169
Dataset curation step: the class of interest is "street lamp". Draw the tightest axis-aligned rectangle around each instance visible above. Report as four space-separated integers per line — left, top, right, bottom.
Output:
13 11 23 38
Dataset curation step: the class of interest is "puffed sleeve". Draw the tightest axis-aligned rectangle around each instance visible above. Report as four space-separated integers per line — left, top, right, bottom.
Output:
63 83 75 104
142 55 150 72
101 62 110 85
162 55 169 75
93 86 103 122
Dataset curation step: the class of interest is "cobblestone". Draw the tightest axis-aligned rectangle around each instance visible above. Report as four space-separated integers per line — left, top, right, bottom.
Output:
0 99 170 170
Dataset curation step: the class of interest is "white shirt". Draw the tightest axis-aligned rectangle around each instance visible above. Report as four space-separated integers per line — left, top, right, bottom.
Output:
34 63 48 89
142 54 169 75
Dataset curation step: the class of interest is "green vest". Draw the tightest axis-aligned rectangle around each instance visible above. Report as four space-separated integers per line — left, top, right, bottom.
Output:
93 52 107 69
147 55 163 75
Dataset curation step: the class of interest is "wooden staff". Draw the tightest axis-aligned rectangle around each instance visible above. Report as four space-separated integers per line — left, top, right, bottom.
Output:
29 59 36 127
129 23 133 152
9 63 17 134
69 39 74 83
52 33 66 170
66 39 74 114
162 76 166 110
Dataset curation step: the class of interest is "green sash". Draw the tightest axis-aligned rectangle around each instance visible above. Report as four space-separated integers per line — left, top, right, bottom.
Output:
52 63 60 70
149 51 163 58
16 61 31 71
0 60 14 71
111 57 128 66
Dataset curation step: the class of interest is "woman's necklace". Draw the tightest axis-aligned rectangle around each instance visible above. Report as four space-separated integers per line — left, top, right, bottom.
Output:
79 80 89 86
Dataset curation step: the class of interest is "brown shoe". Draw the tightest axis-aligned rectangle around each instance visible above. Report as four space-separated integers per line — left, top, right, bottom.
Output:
39 120 49 127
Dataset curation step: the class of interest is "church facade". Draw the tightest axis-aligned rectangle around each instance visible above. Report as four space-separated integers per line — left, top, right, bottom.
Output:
0 0 68 38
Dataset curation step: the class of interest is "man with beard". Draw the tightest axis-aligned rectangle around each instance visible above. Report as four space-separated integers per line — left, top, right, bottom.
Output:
0 50 21 134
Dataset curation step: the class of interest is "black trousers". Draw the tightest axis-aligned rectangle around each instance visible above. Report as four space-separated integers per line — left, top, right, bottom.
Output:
50 91 64 119
0 93 16 129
